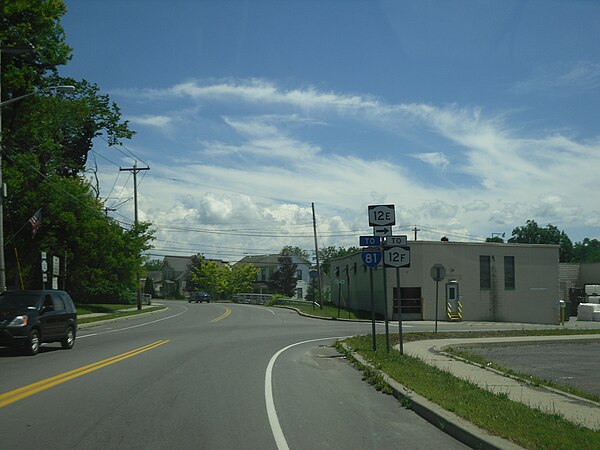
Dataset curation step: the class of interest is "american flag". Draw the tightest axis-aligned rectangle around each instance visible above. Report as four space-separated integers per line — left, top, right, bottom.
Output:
29 208 42 238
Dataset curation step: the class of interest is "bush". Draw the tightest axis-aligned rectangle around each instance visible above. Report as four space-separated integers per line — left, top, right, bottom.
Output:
268 294 288 307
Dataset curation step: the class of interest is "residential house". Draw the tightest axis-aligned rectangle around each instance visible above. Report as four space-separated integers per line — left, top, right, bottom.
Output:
235 254 312 299
158 255 227 298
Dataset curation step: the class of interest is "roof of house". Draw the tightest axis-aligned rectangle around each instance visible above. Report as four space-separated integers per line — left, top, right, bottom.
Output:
161 255 228 273
236 254 311 266
162 255 193 273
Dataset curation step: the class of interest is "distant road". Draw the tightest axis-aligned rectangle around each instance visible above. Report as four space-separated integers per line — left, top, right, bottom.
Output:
1 301 469 449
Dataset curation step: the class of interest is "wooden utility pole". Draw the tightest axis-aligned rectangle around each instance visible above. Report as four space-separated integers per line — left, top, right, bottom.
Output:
120 161 150 310
311 202 323 309
413 226 420 241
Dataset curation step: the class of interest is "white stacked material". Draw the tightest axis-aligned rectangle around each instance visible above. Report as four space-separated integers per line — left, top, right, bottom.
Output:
587 296 600 304
585 285 600 296
578 303 600 321
594 312 600 322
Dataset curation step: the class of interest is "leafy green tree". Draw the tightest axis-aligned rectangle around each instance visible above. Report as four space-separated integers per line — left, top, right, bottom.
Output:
269 254 297 297
573 238 600 263
143 258 162 272
5 175 154 302
1 0 72 101
508 220 574 262
281 245 311 261
228 263 259 297
1 1 149 302
319 246 359 275
143 276 156 297
190 260 227 298
184 254 204 292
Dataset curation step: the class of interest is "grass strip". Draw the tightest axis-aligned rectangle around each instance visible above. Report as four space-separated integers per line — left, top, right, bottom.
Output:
77 305 165 324
445 345 600 404
338 334 600 450
283 302 373 320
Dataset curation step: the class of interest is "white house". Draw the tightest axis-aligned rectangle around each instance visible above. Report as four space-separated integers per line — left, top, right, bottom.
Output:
235 254 312 299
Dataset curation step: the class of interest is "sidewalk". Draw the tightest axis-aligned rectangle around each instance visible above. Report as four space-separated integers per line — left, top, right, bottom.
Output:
402 333 600 430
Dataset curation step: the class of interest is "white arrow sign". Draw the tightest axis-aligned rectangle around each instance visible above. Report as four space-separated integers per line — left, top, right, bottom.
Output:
373 226 392 236
383 246 410 268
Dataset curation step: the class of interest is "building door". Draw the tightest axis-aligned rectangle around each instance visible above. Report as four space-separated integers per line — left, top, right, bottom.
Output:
393 287 422 320
446 281 459 313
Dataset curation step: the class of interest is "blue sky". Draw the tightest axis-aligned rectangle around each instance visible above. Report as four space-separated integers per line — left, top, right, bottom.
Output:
60 1 600 261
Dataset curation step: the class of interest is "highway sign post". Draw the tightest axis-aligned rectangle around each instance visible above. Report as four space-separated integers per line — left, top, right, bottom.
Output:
368 204 395 227
361 250 382 268
364 204 399 353
359 235 381 247
384 235 408 246
373 226 392 236
382 244 410 354
431 264 446 333
383 246 410 268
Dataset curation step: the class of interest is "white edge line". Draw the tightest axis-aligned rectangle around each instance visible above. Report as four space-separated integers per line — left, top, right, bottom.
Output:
265 335 348 450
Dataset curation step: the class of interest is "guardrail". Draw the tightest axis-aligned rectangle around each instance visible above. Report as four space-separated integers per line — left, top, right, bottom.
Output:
234 293 273 305
233 293 319 308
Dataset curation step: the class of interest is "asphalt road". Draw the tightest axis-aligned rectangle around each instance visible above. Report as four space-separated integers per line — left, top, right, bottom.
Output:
0 302 469 450
466 340 600 396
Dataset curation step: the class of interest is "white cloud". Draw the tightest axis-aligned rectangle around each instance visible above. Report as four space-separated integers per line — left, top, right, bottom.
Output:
127 114 173 129
101 79 600 258
511 61 600 95
411 152 449 170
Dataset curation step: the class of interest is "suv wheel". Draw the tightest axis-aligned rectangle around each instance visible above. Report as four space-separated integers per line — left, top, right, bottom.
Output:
61 327 75 350
24 329 40 356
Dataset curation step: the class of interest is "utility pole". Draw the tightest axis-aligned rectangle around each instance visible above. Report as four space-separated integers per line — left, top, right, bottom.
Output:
120 161 149 310
413 225 420 241
311 202 323 309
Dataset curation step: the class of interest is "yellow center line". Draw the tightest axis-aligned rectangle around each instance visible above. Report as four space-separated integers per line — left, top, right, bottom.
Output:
210 307 232 323
0 340 169 408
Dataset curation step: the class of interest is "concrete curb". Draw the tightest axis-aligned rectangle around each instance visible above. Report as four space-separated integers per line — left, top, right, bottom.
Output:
275 305 378 323
339 342 524 450
78 304 167 329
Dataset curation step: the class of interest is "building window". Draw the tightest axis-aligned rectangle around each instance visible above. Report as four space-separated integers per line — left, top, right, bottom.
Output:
296 269 303 280
480 255 491 289
259 268 269 282
504 256 515 290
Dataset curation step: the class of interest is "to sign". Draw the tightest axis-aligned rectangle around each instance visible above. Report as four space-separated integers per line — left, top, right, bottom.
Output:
368 204 395 227
361 250 382 268
384 235 407 246
359 235 381 247
383 246 410 268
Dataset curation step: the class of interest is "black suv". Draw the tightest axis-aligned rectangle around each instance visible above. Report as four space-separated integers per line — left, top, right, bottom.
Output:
188 291 211 303
0 290 77 355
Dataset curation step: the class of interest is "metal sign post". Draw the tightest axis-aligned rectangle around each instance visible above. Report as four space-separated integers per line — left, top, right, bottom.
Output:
430 264 446 333
369 267 376 352
383 243 410 354
396 267 403 355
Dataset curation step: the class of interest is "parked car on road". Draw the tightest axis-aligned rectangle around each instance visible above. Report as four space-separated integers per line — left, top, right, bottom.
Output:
0 290 77 355
188 291 211 303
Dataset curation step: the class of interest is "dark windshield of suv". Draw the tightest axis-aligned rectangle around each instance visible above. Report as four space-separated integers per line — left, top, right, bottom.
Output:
0 292 41 310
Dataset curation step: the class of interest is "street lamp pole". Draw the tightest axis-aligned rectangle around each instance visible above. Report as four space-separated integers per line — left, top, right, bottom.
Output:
0 47 75 290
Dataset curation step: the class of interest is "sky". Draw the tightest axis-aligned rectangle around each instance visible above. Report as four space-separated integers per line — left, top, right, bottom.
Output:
59 0 600 262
